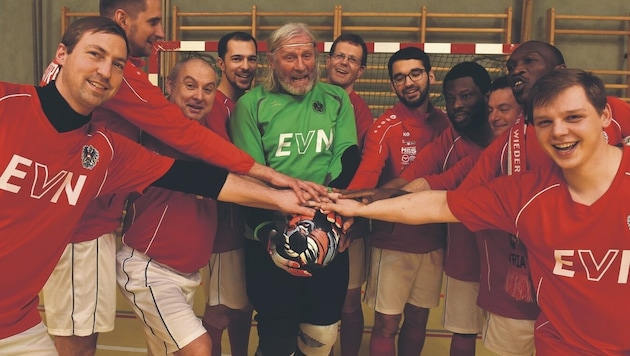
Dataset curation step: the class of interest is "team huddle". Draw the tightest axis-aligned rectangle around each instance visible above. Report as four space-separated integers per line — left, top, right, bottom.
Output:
0 0 629 356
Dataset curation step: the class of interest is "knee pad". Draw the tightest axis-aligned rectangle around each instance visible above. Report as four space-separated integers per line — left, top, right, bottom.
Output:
297 323 338 356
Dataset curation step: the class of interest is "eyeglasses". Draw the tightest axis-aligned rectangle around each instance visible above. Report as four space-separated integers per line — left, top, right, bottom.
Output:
392 69 426 86
330 52 362 66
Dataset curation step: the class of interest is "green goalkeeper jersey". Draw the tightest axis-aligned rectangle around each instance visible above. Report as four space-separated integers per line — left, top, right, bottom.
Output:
230 82 358 185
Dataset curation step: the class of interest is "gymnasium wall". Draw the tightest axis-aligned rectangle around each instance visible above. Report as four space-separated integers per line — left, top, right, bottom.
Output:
0 0 628 88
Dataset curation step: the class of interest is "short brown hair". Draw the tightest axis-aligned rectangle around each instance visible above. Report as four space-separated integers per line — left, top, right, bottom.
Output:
61 16 129 57
527 68 607 122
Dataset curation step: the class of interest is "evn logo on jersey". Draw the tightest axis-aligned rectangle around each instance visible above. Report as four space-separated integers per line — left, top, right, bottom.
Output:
0 154 88 206
275 129 333 157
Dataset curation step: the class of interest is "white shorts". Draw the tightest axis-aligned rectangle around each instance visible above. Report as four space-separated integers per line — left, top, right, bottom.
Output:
116 244 206 355
0 322 56 356
200 248 250 310
347 238 366 290
43 232 117 336
364 247 443 314
442 276 483 334
482 312 535 356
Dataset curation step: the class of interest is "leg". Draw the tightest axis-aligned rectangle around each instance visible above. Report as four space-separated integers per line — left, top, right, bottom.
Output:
449 333 477 356
227 307 254 356
339 287 364 356
0 322 57 356
370 311 401 356
201 248 252 356
201 304 229 356
297 323 340 356
442 277 483 356
299 249 349 356
54 335 98 356
397 303 430 356
339 237 366 356
245 239 301 356
117 246 207 355
173 333 212 356
43 233 118 356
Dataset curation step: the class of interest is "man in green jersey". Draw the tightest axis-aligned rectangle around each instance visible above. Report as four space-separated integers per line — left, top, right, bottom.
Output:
229 22 360 356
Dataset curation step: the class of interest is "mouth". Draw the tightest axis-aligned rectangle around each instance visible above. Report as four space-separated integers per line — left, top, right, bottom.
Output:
511 77 526 92
403 86 419 95
453 111 469 121
292 74 310 83
334 68 349 75
187 103 204 112
236 72 252 80
553 141 578 152
88 80 107 91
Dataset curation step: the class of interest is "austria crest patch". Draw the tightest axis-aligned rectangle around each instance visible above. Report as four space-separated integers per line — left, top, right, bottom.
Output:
82 145 99 170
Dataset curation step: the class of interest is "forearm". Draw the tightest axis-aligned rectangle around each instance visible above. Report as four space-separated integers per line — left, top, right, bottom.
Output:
381 177 410 190
246 162 277 185
357 190 457 225
401 177 431 192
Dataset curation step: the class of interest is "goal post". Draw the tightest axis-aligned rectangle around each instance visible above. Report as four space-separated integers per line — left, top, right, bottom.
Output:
149 41 516 117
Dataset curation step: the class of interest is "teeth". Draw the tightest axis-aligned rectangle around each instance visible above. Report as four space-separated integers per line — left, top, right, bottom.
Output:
89 81 106 90
554 142 576 150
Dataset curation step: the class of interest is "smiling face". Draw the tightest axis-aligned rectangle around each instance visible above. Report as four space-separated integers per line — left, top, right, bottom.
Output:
55 31 128 115
533 85 611 172
443 76 487 132
390 59 434 109
326 41 365 92
121 0 164 57
488 87 521 137
506 42 564 105
166 58 217 121
218 39 257 93
269 33 317 96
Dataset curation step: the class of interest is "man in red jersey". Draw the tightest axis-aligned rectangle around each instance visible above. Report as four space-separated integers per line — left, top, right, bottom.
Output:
40 2 323 355
199 31 258 356
325 33 373 356
116 55 220 355
319 68 630 355
355 61 494 356
0 16 316 356
346 46 451 356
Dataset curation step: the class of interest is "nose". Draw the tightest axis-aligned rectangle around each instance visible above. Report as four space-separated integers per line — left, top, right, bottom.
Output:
551 120 569 136
155 23 165 41
295 56 307 71
97 61 112 79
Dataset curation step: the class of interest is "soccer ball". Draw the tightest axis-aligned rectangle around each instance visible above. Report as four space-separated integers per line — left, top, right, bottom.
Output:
274 209 343 271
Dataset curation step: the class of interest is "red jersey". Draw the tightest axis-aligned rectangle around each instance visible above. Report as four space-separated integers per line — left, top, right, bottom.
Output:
40 58 256 242
122 133 218 273
0 82 173 339
348 90 373 152
203 91 245 253
350 103 450 253
400 126 483 281
447 146 630 353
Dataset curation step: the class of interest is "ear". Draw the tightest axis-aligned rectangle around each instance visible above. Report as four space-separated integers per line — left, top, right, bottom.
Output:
267 52 275 70
113 9 128 29
601 103 612 129
55 43 69 65
356 65 365 78
217 57 226 72
428 70 436 85
165 77 173 96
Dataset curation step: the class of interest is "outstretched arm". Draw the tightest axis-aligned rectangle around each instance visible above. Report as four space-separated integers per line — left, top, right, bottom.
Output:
318 191 458 225
152 160 315 216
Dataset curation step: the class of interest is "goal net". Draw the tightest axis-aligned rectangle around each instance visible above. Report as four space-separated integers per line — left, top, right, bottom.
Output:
149 41 516 118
